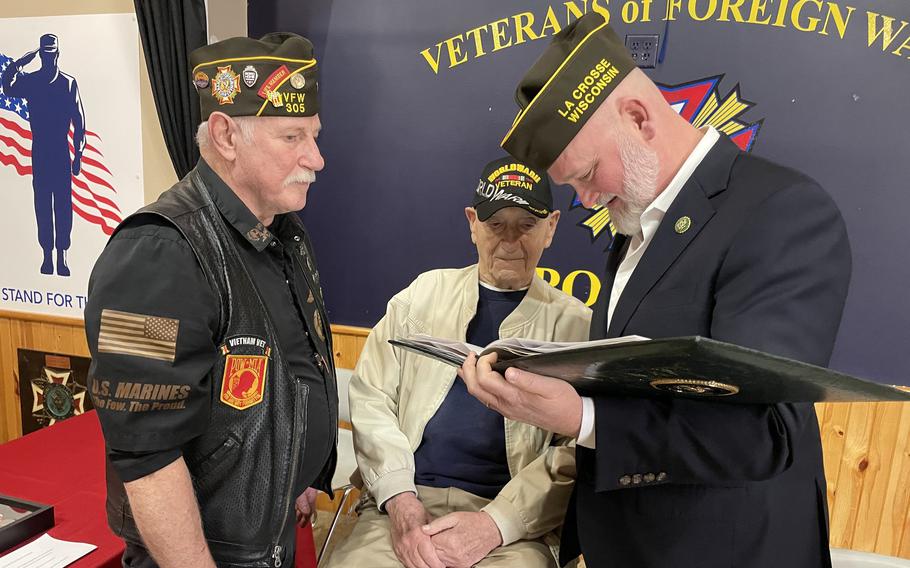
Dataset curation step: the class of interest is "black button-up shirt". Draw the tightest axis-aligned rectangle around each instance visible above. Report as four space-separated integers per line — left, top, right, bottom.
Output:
86 159 333 488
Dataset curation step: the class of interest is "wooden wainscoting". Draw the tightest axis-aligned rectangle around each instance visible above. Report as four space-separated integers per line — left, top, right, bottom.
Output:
817 400 910 556
0 315 371 445
330 324 370 370
0 313 907 558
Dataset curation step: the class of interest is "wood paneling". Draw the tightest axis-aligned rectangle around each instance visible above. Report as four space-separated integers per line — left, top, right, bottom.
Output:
1 313 908 558
816 399 910 558
330 324 369 370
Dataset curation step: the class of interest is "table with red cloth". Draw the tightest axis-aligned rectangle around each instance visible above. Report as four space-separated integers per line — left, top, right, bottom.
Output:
0 411 318 567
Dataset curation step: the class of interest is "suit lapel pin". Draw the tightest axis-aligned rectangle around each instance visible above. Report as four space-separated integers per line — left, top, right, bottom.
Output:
674 216 692 234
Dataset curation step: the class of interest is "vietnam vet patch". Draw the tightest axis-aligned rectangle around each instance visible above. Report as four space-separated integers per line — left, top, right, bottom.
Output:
98 309 179 362
220 355 268 410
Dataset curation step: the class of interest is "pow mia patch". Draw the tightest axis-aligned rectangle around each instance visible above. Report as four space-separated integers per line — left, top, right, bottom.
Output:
219 336 272 411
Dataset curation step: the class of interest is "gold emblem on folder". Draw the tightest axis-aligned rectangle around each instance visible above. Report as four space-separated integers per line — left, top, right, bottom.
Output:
650 378 739 396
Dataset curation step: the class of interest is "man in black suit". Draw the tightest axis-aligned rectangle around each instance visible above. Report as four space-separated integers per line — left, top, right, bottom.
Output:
457 12 851 568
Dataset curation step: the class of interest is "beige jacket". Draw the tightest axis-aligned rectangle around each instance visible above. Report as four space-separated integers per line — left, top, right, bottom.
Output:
349 265 591 546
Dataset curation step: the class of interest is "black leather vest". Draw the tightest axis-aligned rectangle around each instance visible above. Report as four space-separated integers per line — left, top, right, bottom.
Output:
105 169 337 567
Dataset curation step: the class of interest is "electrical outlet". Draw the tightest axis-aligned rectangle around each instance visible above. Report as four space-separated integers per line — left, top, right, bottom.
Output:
625 34 660 68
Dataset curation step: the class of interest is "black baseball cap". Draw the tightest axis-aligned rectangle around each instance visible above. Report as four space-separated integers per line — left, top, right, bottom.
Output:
472 157 553 222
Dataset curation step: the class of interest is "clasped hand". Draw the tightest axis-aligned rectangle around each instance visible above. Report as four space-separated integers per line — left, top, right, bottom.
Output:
387 493 502 568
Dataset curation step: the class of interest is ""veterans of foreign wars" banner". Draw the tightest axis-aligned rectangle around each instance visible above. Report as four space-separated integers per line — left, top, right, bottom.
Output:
255 0 910 385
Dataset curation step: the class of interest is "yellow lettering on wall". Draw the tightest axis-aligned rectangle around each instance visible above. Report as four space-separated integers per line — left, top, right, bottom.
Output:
641 0 654 22
591 0 612 23
419 42 444 74
491 18 514 51
622 0 640 23
445 34 469 68
565 0 589 22
718 0 747 22
666 0 683 20
562 270 602 306
537 267 602 306
465 25 490 58
772 0 792 27
818 3 855 38
892 34 910 57
791 0 824 32
688 0 718 22
513 12 540 45
866 12 909 51
536 267 561 287
540 5 564 36
746 0 772 25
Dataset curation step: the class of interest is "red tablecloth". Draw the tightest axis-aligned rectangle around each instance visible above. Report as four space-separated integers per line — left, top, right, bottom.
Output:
0 411 317 567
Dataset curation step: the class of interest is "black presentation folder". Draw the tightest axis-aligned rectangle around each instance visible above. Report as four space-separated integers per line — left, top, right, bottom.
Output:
389 335 910 404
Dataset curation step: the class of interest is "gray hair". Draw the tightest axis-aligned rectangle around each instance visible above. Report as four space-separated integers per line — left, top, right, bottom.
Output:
196 116 256 149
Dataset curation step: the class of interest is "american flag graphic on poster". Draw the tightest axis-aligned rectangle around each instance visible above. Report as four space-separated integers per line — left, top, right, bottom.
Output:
0 14 143 318
0 53 122 236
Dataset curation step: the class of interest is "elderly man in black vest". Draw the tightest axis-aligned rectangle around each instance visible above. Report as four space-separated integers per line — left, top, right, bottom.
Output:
85 33 336 567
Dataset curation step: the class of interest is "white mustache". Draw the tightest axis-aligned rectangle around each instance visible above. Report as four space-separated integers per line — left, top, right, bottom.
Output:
283 169 316 187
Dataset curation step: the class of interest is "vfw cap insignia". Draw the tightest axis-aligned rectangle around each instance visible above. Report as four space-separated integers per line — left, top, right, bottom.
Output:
212 65 241 105
242 65 258 88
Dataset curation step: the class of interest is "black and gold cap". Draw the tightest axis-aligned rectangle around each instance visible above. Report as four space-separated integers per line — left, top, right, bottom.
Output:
190 32 318 119
472 156 553 222
501 13 636 170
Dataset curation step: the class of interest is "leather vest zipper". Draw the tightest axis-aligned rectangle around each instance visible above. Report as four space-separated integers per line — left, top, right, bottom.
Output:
272 380 309 566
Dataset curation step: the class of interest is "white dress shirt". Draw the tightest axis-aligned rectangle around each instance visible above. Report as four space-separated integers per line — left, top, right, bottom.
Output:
577 127 720 449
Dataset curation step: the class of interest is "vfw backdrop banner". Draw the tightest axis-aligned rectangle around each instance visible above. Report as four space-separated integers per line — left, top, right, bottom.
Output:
250 0 910 385
0 13 143 319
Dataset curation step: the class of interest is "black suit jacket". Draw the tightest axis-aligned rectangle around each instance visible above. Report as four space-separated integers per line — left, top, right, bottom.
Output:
560 137 852 568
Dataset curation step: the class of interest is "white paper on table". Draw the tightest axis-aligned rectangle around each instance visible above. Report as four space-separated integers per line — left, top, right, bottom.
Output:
0 534 96 568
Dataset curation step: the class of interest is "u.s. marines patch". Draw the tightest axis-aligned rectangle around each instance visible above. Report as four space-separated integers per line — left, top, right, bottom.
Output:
219 336 271 411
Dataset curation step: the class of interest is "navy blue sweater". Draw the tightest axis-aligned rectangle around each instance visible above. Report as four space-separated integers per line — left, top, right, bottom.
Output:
413 284 527 499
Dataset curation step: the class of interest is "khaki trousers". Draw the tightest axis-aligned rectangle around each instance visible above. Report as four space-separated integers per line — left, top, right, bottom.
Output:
324 485 557 568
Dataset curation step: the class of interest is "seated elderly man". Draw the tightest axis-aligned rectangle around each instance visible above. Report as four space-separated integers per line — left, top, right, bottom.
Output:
325 157 591 568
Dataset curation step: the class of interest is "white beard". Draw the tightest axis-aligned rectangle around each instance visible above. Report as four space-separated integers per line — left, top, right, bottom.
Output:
600 131 660 236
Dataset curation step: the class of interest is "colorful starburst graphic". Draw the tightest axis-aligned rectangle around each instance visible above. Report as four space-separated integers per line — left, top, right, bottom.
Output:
30 367 88 426
574 75 763 244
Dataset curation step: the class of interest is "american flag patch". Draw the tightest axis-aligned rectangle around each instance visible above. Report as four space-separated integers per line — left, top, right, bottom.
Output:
98 309 179 362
